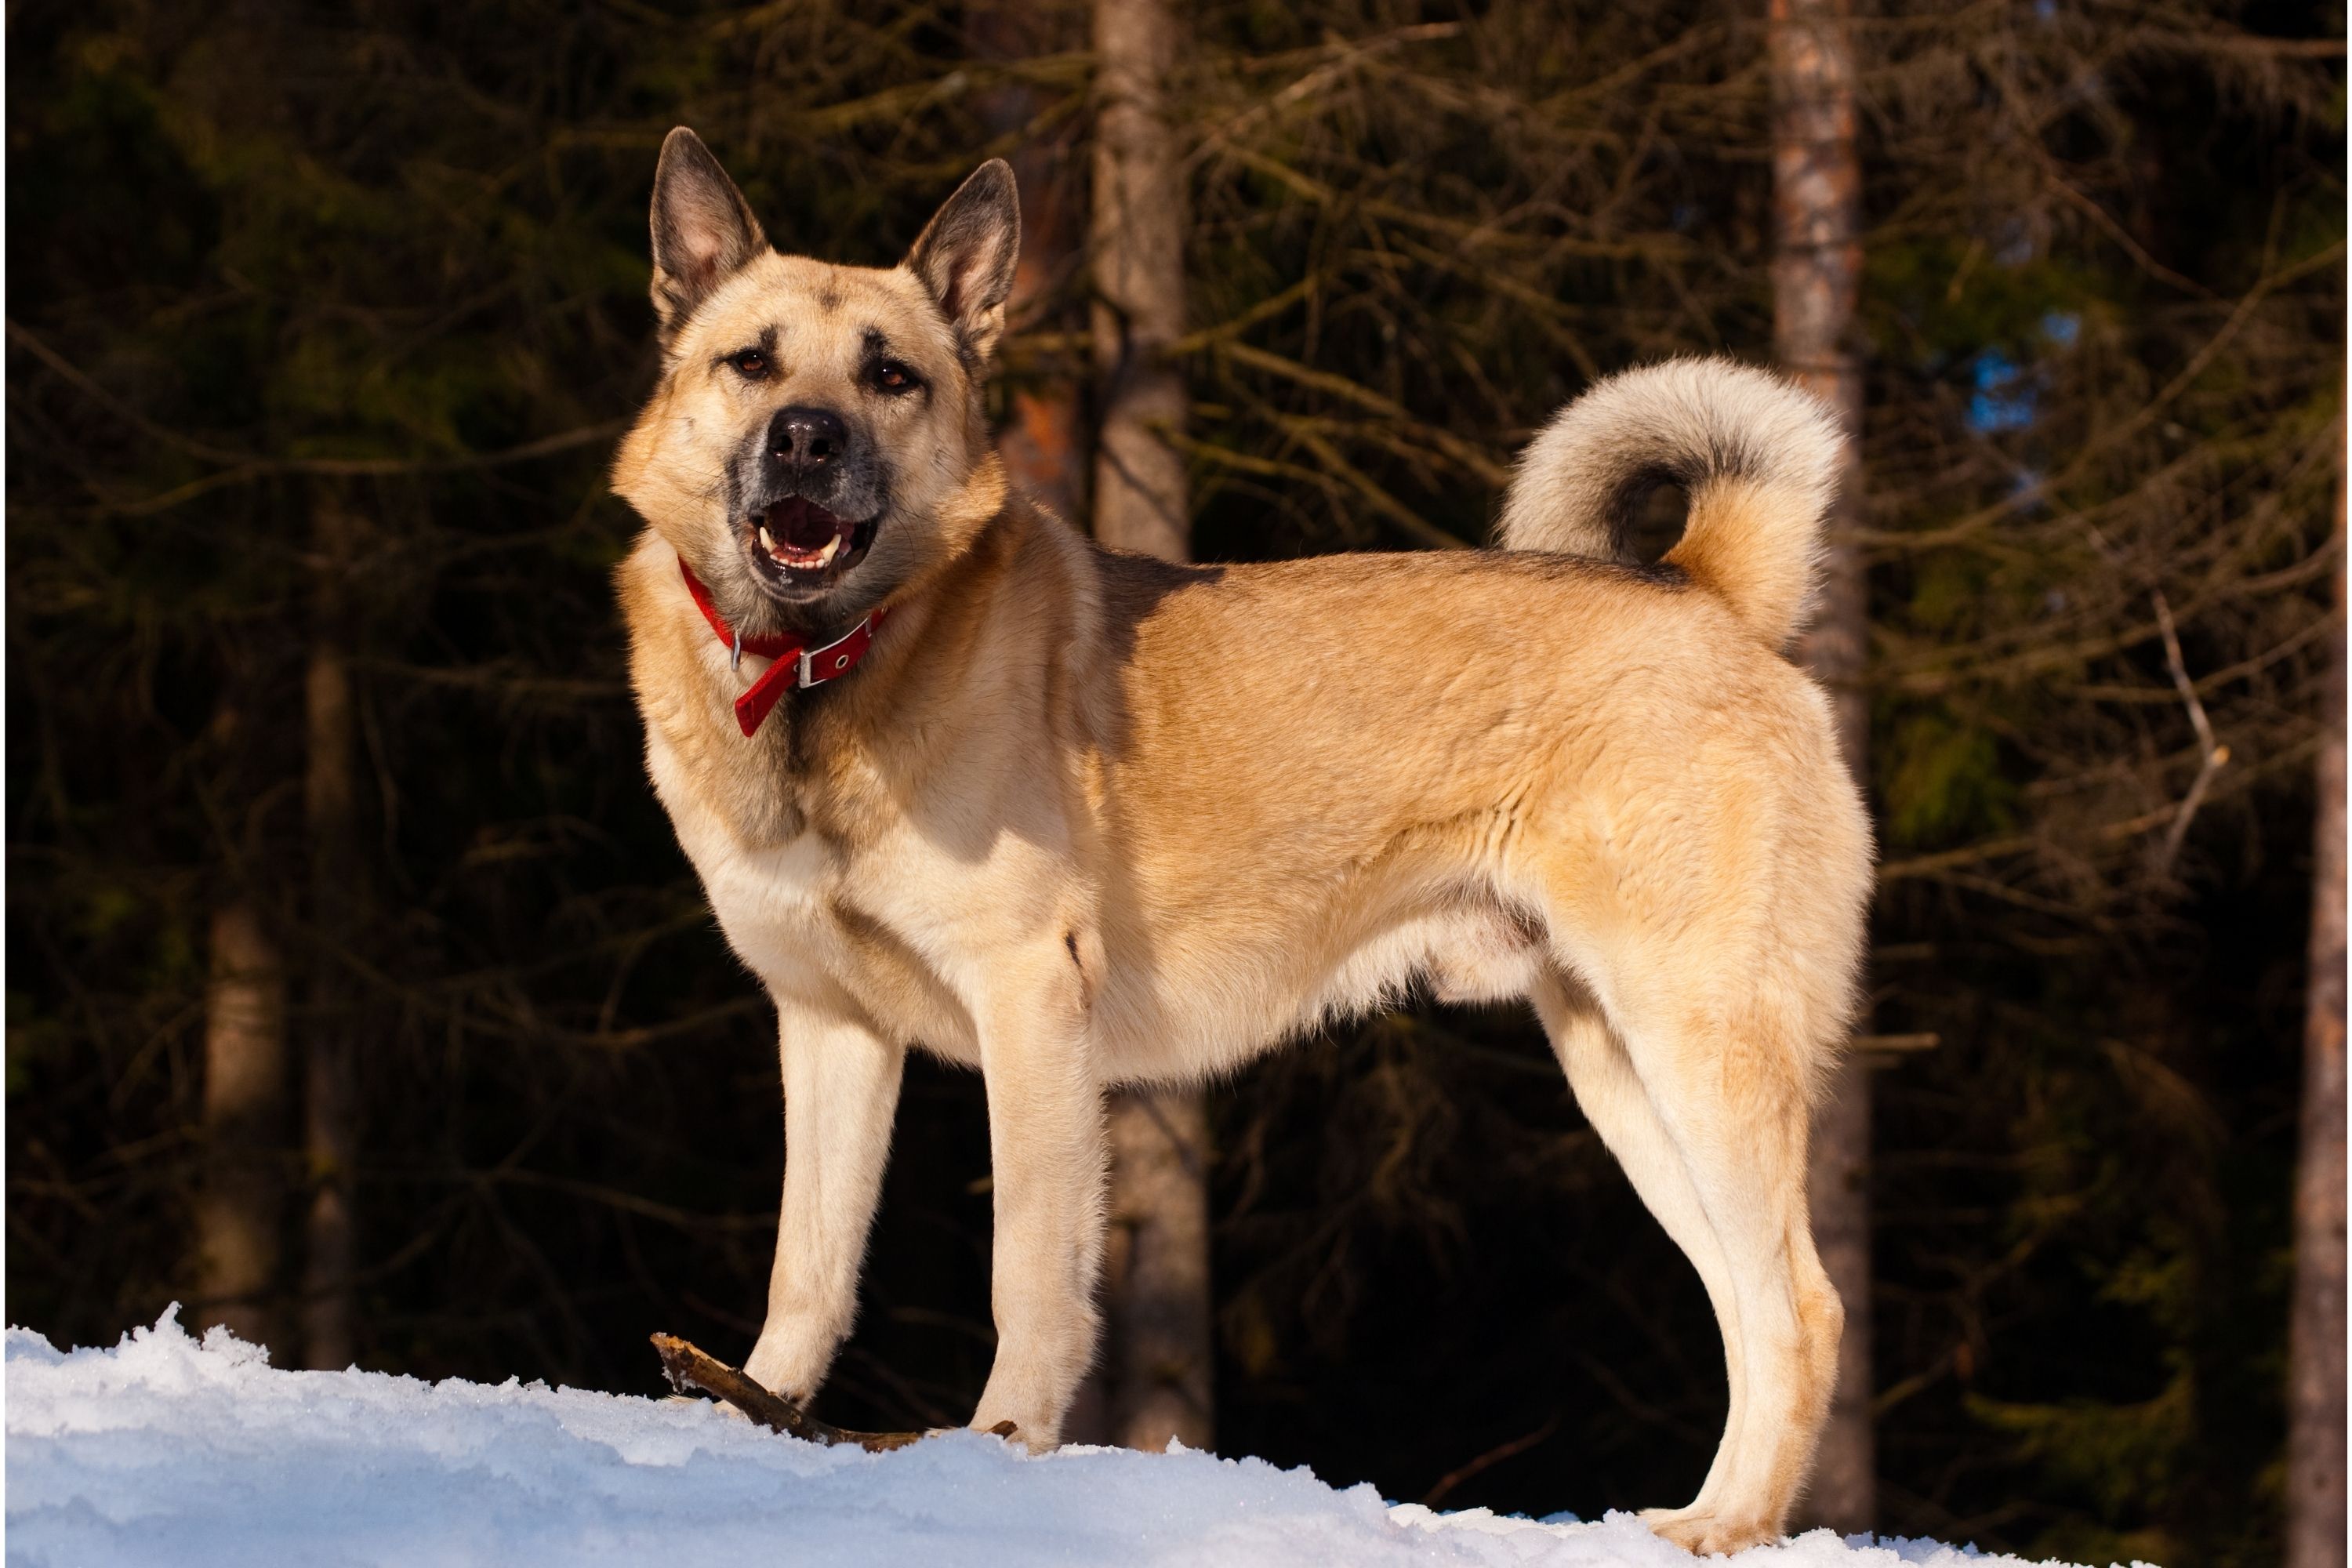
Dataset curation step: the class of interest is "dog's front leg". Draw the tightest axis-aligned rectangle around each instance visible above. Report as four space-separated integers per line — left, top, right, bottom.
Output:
968 967 1106 1450
741 996 906 1404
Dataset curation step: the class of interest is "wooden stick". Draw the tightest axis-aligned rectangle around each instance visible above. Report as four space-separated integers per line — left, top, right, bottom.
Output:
651 1333 964 1452
2151 590 2230 877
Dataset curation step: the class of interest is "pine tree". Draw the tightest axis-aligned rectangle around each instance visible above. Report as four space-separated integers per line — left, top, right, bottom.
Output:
1089 0 1215 1451
194 898 288 1347
1771 0 1874 1529
2285 423 2346 1568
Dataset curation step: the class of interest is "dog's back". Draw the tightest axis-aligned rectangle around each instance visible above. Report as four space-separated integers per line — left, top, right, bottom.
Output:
1073 494 1867 1091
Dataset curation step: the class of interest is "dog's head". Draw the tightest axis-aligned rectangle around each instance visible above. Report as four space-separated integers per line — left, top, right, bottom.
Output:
614 129 1019 637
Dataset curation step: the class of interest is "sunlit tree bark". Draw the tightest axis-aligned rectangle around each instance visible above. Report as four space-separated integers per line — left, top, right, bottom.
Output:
194 896 289 1349
975 0 1087 531
1089 0 1214 1453
2285 423 2346 1568
974 0 1113 1441
1771 0 1873 1530
1091 0 1189 565
302 483 363 1370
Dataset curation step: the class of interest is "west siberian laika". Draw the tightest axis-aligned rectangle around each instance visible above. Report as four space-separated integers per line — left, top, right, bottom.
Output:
614 127 1872 1554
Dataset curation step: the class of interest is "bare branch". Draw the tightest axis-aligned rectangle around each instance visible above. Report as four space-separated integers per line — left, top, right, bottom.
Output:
2151 590 2231 877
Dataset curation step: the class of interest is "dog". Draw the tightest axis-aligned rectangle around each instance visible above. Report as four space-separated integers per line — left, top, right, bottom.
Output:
612 128 1872 1555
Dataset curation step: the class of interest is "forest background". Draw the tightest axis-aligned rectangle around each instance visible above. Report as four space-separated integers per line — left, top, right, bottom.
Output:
5 3 2344 1565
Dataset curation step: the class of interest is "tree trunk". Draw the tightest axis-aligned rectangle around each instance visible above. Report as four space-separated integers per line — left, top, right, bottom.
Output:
1088 0 1215 1453
971 0 1116 1441
302 483 363 1370
2285 423 2347 1568
1090 0 1189 565
193 896 289 1349
1770 0 1875 1530
1100 1087 1214 1448
974 0 1087 531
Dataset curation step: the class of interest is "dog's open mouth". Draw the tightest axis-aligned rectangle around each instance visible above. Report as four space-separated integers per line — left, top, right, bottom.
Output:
747 498 877 590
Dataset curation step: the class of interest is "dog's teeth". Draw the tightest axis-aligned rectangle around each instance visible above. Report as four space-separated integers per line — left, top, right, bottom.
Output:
814 533 842 566
758 526 775 551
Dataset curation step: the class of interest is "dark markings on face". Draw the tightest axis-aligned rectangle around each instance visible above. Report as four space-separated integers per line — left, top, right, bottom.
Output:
857 326 930 402
816 286 843 314
707 323 779 376
720 443 746 521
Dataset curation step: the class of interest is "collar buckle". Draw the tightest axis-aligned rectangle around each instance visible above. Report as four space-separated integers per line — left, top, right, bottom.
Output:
796 616 873 690
677 555 886 735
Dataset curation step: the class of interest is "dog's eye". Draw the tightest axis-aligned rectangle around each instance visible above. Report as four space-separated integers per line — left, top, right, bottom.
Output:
870 360 920 396
728 350 769 380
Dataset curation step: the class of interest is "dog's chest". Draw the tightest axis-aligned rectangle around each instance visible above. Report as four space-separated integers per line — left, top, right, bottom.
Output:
646 728 971 1050
651 738 829 940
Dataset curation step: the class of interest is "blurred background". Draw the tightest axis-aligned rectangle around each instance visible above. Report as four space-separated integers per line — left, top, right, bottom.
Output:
5 2 2343 1564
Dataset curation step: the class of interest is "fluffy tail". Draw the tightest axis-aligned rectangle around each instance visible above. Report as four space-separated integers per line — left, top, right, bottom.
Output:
1494 358 1845 648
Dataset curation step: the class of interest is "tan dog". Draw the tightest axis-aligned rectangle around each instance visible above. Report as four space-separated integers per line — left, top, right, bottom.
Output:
612 128 1872 1555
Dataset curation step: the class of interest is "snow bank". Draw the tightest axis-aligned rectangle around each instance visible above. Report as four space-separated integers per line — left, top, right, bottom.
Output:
5 1310 2129 1568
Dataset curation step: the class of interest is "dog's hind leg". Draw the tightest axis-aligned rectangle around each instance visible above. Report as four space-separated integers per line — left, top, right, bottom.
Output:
1602 998 1844 1555
1529 968 1748 1523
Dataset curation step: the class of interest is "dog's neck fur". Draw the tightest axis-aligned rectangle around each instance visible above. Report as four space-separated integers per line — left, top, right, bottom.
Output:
624 461 1094 853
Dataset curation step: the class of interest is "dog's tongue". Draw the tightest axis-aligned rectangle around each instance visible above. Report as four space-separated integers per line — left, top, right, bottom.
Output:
770 497 844 554
757 497 861 573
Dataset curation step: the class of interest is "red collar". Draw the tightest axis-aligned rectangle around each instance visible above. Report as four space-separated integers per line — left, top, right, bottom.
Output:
677 557 889 737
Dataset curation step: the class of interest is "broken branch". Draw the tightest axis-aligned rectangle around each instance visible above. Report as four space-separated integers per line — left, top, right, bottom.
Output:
650 1332 949 1452
2151 590 2231 877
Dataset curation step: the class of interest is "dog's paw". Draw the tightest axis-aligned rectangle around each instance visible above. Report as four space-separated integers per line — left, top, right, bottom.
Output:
1638 1505 1779 1556
970 1409 1055 1453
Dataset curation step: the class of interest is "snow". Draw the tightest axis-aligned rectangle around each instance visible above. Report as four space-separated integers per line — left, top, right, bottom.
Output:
5 1309 2138 1568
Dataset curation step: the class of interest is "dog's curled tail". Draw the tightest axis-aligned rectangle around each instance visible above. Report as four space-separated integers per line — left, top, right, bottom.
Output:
1494 358 1846 648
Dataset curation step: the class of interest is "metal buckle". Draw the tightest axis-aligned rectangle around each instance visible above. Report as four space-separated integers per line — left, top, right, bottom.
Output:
795 617 866 689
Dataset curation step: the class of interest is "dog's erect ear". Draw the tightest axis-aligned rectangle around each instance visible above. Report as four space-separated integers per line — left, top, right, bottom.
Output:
649 128 767 343
906 160 1022 363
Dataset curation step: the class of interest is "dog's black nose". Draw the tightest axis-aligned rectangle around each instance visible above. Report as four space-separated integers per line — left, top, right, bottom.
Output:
770 407 848 474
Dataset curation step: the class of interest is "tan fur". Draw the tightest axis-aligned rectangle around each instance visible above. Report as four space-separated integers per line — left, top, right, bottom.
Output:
1497 356 1844 648
614 135 1874 1555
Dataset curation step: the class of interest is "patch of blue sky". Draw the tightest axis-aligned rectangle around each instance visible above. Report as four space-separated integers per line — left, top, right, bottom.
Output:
1964 314 2078 432
1969 349 2038 433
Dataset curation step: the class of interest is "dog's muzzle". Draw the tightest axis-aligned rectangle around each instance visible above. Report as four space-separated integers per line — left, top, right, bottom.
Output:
742 406 880 593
